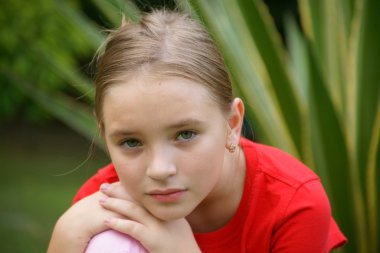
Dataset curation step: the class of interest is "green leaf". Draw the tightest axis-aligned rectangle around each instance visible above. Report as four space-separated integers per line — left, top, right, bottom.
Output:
235 0 304 153
306 44 359 252
30 45 95 103
92 0 140 26
349 0 380 190
4 69 104 150
345 0 380 251
366 101 380 253
53 0 104 50
299 0 349 117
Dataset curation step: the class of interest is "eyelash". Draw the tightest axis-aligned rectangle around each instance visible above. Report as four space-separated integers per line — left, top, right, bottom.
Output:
119 138 142 149
176 130 198 142
119 130 198 149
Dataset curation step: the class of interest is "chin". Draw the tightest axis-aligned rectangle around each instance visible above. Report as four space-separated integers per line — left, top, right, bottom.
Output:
147 204 192 221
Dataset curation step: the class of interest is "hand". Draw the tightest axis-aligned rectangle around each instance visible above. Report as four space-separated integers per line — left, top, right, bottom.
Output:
47 183 130 253
100 184 202 253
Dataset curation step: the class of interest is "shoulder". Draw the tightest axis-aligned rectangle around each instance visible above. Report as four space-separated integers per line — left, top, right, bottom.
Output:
240 139 347 251
72 163 119 204
241 138 325 222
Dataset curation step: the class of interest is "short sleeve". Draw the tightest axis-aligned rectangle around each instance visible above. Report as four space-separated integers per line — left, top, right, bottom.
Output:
270 179 347 253
72 164 119 204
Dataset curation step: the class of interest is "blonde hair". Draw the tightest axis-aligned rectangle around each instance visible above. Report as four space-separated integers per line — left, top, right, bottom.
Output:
94 10 233 127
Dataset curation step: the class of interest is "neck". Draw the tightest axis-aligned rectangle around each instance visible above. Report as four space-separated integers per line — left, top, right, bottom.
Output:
186 147 246 233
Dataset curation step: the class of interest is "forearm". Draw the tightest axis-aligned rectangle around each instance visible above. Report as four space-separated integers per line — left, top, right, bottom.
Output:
47 213 90 253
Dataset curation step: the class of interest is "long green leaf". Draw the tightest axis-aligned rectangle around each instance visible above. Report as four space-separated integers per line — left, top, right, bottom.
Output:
4 70 104 150
299 0 353 117
92 0 140 26
30 45 95 103
306 44 358 252
350 0 380 192
366 100 380 253
345 0 380 251
284 15 316 170
235 0 304 154
53 0 104 50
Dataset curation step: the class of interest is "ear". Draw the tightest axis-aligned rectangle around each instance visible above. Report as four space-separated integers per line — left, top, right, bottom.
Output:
225 98 245 149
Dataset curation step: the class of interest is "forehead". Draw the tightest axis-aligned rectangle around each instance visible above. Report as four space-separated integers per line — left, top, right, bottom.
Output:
102 76 224 131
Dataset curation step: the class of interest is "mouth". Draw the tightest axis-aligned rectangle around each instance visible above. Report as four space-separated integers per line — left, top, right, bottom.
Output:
147 189 187 203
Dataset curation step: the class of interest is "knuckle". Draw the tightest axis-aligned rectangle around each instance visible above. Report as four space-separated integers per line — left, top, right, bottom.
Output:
113 219 137 234
125 221 138 235
107 198 139 214
126 201 138 212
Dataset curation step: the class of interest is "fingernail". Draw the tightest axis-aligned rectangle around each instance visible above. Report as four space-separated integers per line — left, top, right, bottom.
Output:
100 183 110 193
99 196 107 204
104 217 112 224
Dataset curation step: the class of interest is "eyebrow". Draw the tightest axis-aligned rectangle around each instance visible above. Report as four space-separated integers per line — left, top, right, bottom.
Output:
166 118 206 129
109 130 137 139
108 118 206 139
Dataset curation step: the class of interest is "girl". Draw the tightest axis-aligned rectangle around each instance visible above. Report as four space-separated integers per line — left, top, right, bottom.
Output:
48 10 347 253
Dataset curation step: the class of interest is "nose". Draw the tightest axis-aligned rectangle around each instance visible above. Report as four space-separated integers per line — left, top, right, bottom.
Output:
146 147 177 181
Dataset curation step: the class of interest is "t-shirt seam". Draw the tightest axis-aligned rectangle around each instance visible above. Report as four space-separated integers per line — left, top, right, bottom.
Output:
255 149 318 189
276 178 321 229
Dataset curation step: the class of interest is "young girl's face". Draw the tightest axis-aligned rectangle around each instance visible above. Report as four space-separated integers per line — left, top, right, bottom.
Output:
102 76 230 221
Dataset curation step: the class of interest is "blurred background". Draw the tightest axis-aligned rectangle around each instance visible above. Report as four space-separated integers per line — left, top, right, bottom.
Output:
0 0 378 252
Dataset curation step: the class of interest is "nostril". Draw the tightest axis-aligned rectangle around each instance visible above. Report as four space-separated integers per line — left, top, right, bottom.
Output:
146 164 177 180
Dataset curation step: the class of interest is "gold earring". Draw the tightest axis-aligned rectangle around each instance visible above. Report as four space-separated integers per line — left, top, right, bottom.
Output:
228 143 237 153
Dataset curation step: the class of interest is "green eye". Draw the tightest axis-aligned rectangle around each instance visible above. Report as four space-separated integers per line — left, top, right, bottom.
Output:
177 131 196 141
121 139 141 148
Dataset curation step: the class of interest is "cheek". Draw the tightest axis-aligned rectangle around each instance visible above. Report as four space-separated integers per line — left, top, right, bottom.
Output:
182 136 226 185
117 169 145 201
108 152 146 199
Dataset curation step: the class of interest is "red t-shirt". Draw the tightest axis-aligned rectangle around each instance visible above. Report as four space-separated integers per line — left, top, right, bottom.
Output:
73 138 347 252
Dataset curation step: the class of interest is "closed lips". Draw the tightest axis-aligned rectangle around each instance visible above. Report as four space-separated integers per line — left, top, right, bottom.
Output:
148 189 186 195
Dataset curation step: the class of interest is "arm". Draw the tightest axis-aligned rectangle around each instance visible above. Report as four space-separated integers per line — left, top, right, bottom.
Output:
48 192 106 253
47 165 120 252
47 188 125 253
48 183 202 253
271 180 346 253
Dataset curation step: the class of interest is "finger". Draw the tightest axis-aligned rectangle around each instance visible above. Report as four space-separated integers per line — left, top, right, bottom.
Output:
87 192 128 221
100 182 134 201
100 197 154 225
104 217 147 245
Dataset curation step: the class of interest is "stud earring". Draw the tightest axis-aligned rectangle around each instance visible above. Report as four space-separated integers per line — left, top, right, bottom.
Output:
228 143 237 153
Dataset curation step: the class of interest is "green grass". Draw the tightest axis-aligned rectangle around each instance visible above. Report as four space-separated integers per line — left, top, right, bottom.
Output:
0 122 109 252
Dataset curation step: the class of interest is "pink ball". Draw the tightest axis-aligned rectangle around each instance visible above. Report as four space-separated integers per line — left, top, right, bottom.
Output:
85 230 148 253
